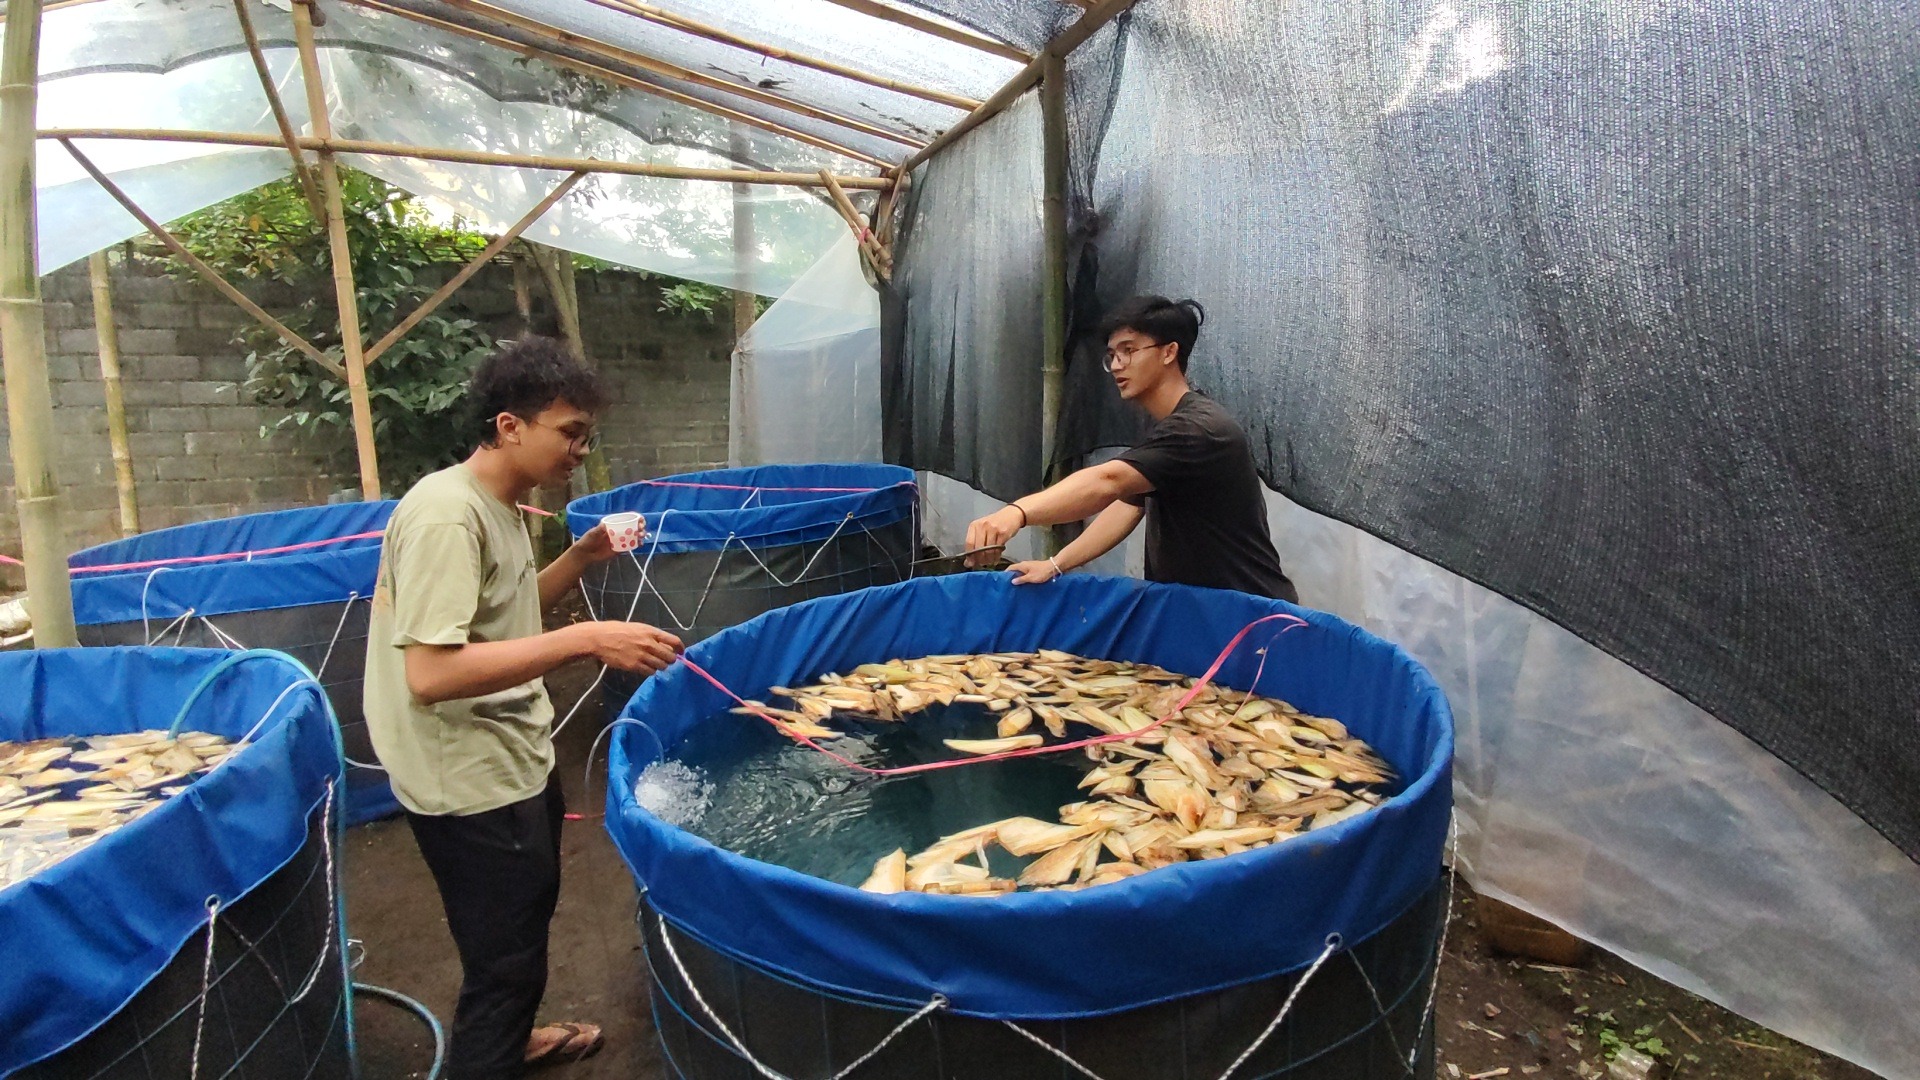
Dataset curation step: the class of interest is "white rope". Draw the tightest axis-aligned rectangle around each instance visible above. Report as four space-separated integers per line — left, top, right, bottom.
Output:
312 592 361 681
287 779 339 1004
146 608 194 647
140 566 176 644
656 914 945 1080
608 509 861 634
199 615 248 651
998 1022 1112 1080
189 896 222 1080
1343 813 1459 1076
1215 934 1343 1080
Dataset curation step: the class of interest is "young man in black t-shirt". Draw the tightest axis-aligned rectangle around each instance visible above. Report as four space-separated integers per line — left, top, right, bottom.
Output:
965 296 1298 603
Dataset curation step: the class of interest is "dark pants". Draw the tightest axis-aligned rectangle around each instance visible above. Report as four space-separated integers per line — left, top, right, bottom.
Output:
407 779 565 1080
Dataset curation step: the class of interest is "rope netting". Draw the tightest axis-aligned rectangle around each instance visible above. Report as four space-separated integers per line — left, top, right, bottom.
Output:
638 864 1453 1080
18 788 352 1080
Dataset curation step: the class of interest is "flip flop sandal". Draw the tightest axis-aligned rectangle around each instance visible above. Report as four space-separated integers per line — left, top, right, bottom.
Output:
524 1022 604 1069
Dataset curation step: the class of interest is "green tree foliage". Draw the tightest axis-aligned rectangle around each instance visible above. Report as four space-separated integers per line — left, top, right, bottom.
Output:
166 168 497 490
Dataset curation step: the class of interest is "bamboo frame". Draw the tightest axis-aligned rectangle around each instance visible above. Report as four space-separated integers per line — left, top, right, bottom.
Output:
812 0 1031 64
730 121 757 344
341 0 895 172
295 0 382 500
59 139 349 381
582 0 980 111
1039 51 1068 497
365 170 585 363
818 168 888 281
231 0 324 220
430 0 927 149
1 0 78 646
43 127 893 188
902 0 1139 176
88 250 139 537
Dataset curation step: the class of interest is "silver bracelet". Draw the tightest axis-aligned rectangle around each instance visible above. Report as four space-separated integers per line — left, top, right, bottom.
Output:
1048 556 1064 578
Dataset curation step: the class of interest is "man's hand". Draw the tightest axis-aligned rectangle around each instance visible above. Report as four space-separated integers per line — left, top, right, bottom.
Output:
578 621 683 675
964 505 1026 566
569 522 635 565
1007 559 1060 585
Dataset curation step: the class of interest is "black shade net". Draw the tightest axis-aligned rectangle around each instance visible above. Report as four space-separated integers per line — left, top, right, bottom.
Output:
883 0 1920 859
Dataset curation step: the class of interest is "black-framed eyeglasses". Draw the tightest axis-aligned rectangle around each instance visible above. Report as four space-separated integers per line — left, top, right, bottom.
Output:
519 415 602 453
1104 340 1166 370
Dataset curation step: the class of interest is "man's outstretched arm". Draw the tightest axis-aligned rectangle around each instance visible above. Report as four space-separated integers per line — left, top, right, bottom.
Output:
965 460 1152 563
1007 500 1145 584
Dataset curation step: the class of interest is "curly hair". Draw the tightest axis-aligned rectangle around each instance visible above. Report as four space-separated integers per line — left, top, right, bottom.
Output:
465 336 609 447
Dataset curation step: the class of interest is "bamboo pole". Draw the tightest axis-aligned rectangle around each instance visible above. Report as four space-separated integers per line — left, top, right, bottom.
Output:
365 170 584 362
58 139 349 380
231 0 325 220
0 0 77 646
730 122 756 345
294 0 381 500
581 0 980 111
523 241 610 492
818 169 888 281
88 250 138 537
430 0 927 149
901 0 1138 176
42 128 894 188
1039 52 1068 554
812 0 1031 64
341 0 894 172
873 167 903 255
1039 51 1067 483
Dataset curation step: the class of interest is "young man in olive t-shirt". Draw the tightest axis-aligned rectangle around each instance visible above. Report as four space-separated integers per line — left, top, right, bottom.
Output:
365 337 682 1078
965 296 1297 603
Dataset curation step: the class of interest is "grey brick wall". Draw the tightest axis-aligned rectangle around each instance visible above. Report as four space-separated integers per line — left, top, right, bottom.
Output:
0 254 734 585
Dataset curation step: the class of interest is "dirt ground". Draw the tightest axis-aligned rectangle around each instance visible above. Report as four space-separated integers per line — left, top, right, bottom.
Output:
344 659 1879 1080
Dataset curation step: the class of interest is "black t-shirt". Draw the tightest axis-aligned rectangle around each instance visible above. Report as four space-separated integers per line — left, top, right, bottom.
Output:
1118 392 1297 603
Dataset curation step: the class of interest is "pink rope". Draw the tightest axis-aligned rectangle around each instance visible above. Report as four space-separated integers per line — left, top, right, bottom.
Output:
631 479 913 494
676 612 1309 777
63 530 386 575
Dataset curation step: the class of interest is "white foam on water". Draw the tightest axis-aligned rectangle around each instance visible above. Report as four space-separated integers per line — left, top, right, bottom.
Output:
634 761 713 829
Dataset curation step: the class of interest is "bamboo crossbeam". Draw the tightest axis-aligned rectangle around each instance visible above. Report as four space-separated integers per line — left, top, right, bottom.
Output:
231 0 324 219
40 128 894 189
341 0 894 171
582 0 980 111
1 0 79 646
58 139 349 381
295 0 382 501
366 170 585 363
88 251 139 537
902 0 1139 175
818 168 887 280
430 0 927 149
812 0 1031 65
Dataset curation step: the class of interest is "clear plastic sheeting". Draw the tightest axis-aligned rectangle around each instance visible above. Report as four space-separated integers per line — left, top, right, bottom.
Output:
883 95 1047 495
730 233 883 465
1268 491 1920 1080
32 0 863 293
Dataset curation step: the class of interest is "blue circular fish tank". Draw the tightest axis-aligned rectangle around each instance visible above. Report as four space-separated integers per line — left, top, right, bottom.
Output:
608 574 1453 1079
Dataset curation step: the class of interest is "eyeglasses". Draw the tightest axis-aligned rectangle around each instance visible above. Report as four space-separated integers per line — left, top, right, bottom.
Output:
519 415 602 453
1104 341 1166 370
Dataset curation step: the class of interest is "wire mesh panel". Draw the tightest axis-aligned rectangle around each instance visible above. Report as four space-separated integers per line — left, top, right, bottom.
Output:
641 880 1443 1080
17 805 353 1080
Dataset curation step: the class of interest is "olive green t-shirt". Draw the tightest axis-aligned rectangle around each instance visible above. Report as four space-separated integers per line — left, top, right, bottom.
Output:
364 463 553 816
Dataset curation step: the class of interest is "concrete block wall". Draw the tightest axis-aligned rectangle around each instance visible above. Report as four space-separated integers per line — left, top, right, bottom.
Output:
0 255 734 586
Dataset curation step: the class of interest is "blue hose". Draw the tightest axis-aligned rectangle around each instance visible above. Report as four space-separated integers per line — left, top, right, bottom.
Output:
164 647 448 1080
351 982 447 1080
